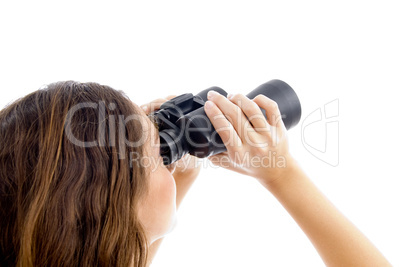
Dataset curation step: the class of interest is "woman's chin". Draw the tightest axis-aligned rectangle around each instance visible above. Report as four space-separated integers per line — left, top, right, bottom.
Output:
162 210 178 238
150 211 178 244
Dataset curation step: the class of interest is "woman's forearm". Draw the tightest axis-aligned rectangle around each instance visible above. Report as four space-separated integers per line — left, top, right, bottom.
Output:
263 159 391 267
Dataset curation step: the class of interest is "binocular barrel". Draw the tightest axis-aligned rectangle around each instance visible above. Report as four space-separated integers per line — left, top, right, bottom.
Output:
153 79 301 165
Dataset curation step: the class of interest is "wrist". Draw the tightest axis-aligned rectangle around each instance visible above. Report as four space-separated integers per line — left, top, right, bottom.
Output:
258 155 300 192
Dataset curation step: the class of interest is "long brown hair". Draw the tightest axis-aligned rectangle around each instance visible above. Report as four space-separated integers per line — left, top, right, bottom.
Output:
0 81 149 266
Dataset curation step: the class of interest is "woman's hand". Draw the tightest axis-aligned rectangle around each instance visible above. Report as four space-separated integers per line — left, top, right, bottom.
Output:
204 91 295 186
203 93 392 266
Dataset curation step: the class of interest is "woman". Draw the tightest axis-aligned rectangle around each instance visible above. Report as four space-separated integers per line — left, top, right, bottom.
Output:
0 81 391 266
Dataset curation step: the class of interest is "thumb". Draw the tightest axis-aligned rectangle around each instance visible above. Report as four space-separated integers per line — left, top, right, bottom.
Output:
208 152 249 176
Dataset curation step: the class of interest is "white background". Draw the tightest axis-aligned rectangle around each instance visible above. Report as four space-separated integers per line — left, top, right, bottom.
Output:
1 1 401 266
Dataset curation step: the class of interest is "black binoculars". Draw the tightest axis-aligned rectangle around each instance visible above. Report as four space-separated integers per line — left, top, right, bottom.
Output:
151 79 301 165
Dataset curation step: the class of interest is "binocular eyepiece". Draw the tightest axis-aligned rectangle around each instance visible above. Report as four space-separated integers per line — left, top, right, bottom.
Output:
151 79 302 165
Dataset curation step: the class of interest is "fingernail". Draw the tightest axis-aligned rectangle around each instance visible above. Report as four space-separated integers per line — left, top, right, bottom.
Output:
205 101 214 110
207 90 218 99
227 93 233 99
141 105 148 112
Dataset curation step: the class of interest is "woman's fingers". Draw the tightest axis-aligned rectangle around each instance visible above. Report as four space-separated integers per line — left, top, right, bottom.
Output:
228 93 269 132
140 95 177 114
204 100 243 149
252 95 285 135
207 91 252 141
140 98 166 114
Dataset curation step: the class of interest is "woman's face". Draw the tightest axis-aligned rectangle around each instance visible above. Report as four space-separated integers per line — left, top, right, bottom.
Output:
137 110 177 244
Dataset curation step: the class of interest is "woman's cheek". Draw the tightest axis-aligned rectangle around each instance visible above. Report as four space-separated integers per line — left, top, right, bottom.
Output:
160 168 177 207
142 167 177 242
157 168 177 234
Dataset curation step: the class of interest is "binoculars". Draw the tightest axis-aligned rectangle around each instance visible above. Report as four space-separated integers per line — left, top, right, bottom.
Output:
152 79 301 165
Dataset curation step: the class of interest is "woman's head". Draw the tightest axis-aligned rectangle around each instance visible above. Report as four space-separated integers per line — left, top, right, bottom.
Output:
0 81 176 266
